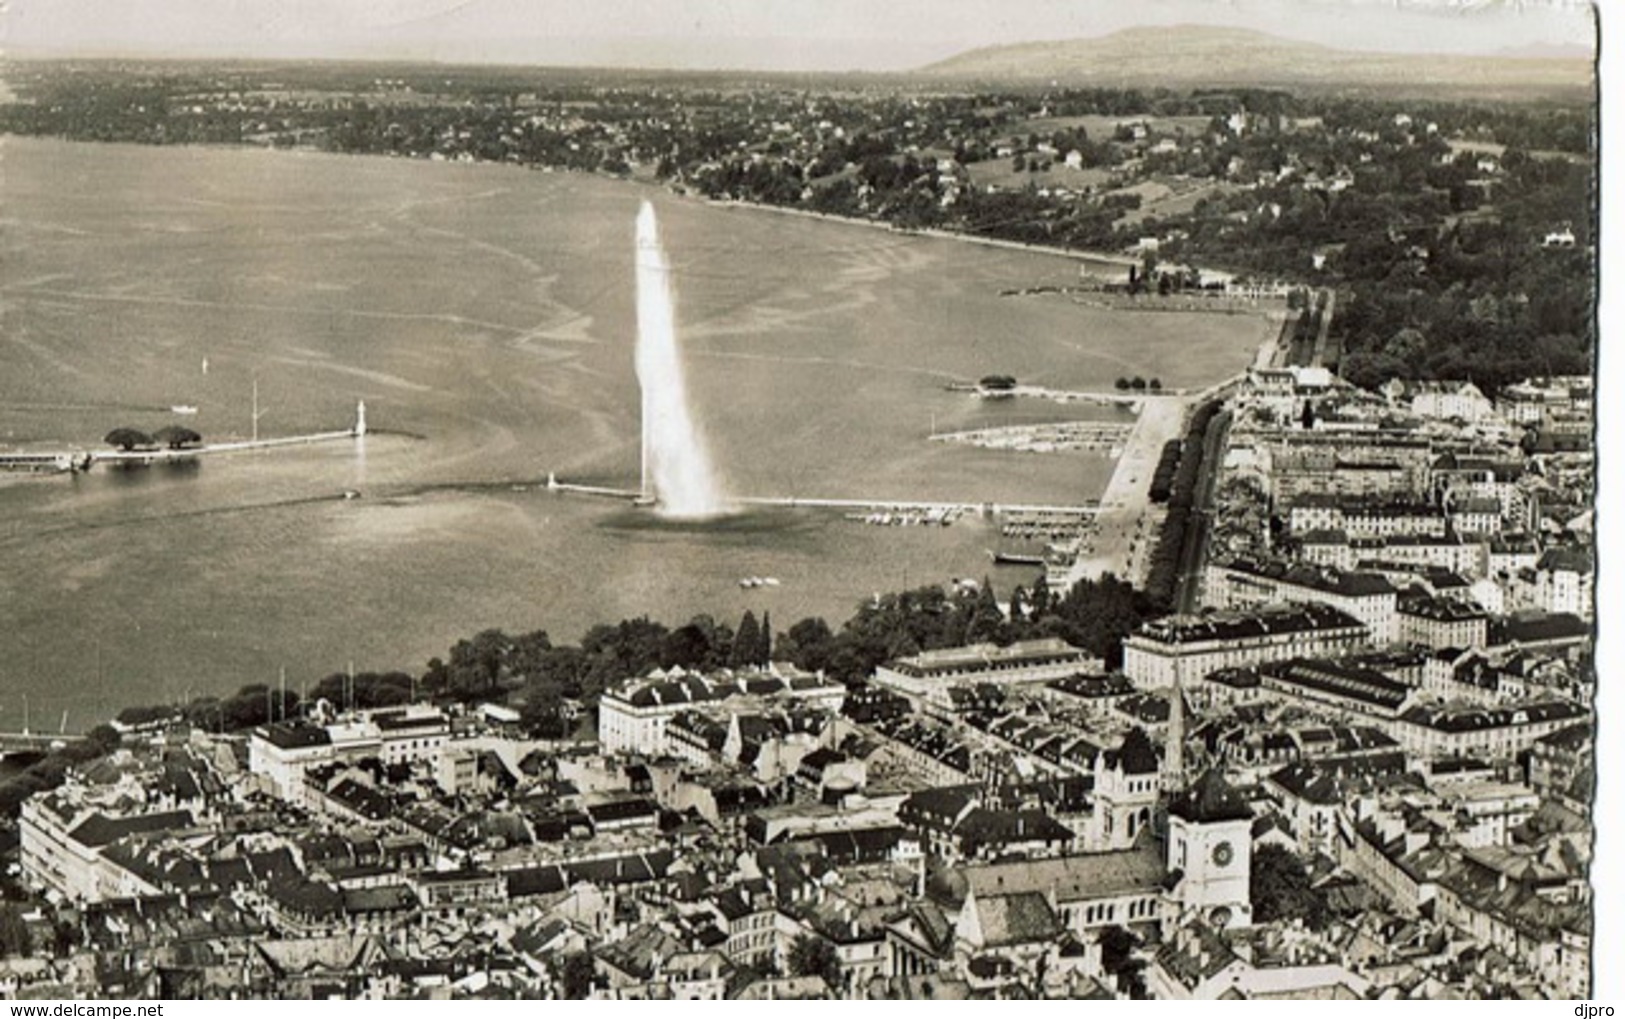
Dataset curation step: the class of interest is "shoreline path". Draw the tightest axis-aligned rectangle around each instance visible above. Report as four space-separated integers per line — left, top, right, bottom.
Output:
1061 392 1188 588
1059 336 1267 590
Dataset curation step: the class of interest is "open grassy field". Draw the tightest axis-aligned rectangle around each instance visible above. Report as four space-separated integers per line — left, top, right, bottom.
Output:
1111 177 1241 228
963 158 1112 192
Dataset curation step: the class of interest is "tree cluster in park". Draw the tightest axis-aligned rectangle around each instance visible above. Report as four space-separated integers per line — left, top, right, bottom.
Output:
103 426 203 451
0 724 122 817
787 933 842 990
44 605 784 762
1143 401 1225 608
777 572 1157 676
1098 924 1148 998
1147 438 1183 504
1158 139 1593 395
1329 206 1593 394
0 905 32 959
548 951 597 999
776 572 1159 677
1250 844 1332 930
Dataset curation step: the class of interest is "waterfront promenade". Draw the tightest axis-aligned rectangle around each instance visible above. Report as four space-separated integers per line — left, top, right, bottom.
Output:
1058 366 1250 589
1060 393 1187 588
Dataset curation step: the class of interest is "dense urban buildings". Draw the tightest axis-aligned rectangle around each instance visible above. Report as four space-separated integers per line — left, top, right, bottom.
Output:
3 340 1595 999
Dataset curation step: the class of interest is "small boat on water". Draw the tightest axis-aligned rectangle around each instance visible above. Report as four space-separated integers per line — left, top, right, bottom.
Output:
739 576 781 589
171 405 199 415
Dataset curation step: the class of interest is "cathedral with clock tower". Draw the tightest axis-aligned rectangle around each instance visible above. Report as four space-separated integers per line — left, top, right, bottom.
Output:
1165 768 1254 929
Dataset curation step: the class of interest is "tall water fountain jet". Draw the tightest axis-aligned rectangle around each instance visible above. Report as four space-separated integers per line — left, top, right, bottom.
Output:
634 201 728 517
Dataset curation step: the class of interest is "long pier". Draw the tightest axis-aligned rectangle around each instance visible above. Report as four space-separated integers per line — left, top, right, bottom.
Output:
948 382 1150 406
91 428 361 464
738 495 1099 516
0 451 85 473
544 476 1098 518
0 404 368 474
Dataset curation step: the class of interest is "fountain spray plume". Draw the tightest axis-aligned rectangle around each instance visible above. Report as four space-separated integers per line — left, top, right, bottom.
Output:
634 201 728 518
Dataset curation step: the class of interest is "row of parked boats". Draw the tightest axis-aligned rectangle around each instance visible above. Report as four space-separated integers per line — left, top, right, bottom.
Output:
845 505 967 527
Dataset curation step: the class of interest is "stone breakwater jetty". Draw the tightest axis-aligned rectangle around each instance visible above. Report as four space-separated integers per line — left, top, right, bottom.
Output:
0 402 369 475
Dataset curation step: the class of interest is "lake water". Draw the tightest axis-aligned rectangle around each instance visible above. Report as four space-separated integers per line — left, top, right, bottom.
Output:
0 137 1273 729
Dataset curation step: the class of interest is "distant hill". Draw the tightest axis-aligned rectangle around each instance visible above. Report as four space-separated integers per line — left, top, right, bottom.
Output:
918 25 1593 97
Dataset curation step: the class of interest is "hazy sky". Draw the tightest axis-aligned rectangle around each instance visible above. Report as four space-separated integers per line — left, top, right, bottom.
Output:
3 0 1598 70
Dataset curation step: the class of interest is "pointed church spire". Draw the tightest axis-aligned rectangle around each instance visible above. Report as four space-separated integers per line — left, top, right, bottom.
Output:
1165 673 1187 794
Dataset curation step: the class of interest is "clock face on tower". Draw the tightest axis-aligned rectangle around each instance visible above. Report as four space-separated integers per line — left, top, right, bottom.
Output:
1212 841 1234 868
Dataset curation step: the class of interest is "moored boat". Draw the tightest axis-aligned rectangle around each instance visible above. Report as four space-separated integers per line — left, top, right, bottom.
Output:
988 550 1047 567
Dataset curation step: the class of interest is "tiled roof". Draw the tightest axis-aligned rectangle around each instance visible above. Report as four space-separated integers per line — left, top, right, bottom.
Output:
1260 658 1410 711
960 843 1165 905
899 784 979 827
1534 723 1592 753
256 723 332 749
1169 770 1252 824
1047 673 1136 699
954 808 1072 845
267 879 344 919
563 848 676 886
891 638 1088 677
712 887 753 921
1398 700 1585 733
254 933 382 976
1398 594 1486 622
970 890 1061 948
68 810 195 848
1134 604 1365 646
1219 557 1397 597
342 885 417 914
504 866 567 898
1155 924 1240 990
1536 547 1593 574
809 825 905 863
585 797 659 824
